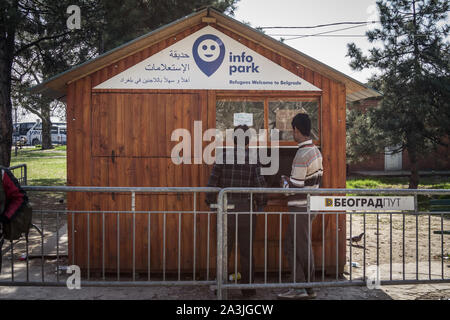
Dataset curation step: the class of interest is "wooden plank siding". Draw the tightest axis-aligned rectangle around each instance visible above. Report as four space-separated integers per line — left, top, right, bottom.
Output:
67 22 346 275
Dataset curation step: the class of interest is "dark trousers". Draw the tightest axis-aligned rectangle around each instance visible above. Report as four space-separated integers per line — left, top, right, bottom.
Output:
283 206 316 283
227 201 257 283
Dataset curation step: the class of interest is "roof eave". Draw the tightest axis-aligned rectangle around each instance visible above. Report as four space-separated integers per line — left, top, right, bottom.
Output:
32 7 381 102
31 9 209 99
208 8 381 100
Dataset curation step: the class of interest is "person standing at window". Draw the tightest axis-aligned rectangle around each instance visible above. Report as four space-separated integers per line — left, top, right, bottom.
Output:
277 113 323 300
206 125 267 297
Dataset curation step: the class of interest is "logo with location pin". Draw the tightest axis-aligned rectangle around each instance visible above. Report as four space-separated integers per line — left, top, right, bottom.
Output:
192 34 225 77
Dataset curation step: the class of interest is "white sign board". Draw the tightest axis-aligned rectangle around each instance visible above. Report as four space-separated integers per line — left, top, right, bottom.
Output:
94 26 321 91
233 113 253 126
310 196 415 211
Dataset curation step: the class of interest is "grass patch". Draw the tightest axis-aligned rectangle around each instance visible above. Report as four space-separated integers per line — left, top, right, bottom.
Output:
9 146 449 191
12 147 66 159
346 176 450 189
54 145 67 151
347 176 450 212
10 147 66 186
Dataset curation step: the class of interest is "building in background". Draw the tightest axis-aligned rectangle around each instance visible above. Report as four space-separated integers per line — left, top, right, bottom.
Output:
348 97 450 173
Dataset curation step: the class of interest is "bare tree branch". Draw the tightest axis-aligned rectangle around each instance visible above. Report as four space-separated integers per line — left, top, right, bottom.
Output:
14 31 72 56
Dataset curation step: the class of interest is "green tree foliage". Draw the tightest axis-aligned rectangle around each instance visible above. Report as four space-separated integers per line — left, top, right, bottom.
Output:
96 0 239 53
1 0 239 165
347 0 449 188
1 0 105 161
346 101 384 165
11 1 99 149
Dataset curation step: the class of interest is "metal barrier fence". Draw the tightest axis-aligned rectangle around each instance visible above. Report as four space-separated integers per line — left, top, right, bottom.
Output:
7 164 27 185
216 188 450 299
0 186 219 288
0 186 449 300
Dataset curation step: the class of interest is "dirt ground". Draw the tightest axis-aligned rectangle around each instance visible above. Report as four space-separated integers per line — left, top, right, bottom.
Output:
0 192 449 300
341 212 450 300
345 213 449 278
0 278 449 300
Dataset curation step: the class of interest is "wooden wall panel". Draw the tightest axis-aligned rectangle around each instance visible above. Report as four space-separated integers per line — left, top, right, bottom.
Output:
92 93 168 157
67 76 94 269
67 22 348 275
71 91 218 273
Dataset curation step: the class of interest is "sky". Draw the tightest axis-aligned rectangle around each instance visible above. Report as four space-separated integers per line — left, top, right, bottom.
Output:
233 0 381 83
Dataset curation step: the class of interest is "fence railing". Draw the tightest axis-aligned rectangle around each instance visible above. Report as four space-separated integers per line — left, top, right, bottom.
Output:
0 186 449 300
215 188 450 299
7 164 27 185
0 186 219 288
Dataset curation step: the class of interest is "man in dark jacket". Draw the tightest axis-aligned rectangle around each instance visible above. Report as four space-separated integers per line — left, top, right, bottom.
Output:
206 125 266 297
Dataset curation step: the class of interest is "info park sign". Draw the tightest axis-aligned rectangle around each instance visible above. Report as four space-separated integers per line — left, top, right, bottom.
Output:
94 26 321 91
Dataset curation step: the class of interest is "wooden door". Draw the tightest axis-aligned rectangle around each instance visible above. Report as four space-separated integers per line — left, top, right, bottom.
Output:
71 92 216 274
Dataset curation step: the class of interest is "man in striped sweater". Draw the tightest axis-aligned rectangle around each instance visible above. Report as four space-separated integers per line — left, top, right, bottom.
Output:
277 113 323 300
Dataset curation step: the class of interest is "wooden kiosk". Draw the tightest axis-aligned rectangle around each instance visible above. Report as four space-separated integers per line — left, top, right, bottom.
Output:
34 8 380 276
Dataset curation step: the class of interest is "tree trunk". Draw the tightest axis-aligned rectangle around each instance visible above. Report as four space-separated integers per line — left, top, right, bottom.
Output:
0 65 13 167
408 1 421 190
408 143 419 189
0 0 19 167
0 41 13 167
41 105 53 150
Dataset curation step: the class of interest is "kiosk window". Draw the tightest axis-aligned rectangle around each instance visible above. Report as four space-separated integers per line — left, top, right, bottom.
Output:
268 100 319 141
216 97 320 146
216 99 265 134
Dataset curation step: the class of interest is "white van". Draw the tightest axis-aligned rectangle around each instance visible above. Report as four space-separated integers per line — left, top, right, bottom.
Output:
27 122 67 146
